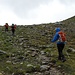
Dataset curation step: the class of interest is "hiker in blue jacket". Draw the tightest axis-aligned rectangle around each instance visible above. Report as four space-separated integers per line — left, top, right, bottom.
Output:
51 27 66 62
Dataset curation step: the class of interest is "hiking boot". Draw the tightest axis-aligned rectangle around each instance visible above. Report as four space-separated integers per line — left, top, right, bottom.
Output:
58 56 66 62
62 58 66 62
58 57 62 60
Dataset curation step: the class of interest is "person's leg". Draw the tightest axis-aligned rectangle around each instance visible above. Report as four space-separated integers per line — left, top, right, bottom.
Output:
6 28 8 31
12 29 14 35
13 29 15 35
61 44 66 62
57 44 62 60
5 28 7 32
57 44 65 60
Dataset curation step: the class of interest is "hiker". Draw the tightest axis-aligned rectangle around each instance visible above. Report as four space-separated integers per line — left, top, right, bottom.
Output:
51 27 66 62
4 23 9 32
11 23 16 36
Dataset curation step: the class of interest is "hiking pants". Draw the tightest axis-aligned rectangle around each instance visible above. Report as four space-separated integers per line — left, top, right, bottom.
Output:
12 29 15 35
5 28 8 32
57 44 65 60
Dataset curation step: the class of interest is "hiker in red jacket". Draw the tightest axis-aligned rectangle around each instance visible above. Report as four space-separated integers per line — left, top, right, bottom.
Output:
4 23 9 32
11 24 16 36
51 27 66 62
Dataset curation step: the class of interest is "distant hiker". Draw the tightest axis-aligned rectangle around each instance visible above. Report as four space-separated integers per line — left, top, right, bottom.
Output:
4 23 9 32
51 27 66 62
11 24 16 36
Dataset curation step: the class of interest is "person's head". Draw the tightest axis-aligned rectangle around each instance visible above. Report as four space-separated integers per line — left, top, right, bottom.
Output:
55 27 60 32
12 23 14 26
6 23 8 25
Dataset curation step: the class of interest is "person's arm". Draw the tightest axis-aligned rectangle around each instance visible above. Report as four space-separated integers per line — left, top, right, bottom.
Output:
51 33 59 42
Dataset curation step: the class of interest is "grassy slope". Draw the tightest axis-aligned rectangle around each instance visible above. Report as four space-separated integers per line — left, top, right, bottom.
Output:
0 16 75 75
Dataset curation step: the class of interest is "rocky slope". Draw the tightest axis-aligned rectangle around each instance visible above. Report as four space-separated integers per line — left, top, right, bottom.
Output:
0 16 75 75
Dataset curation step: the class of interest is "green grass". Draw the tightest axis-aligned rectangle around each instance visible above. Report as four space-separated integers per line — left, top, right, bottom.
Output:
0 17 75 75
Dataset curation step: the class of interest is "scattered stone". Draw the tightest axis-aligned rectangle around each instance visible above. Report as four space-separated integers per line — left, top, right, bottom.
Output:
67 48 75 53
31 52 37 57
0 50 7 55
26 64 35 73
41 51 45 55
6 60 11 64
25 73 30 75
0 73 3 75
40 65 50 71
45 71 50 75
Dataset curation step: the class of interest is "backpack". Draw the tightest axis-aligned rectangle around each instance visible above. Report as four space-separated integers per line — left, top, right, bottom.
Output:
58 31 66 42
5 25 8 28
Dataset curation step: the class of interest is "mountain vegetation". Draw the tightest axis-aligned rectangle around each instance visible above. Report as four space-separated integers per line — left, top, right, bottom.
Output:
0 16 75 75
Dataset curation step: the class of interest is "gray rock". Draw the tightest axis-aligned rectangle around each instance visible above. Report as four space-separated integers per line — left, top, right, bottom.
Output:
26 64 35 73
40 65 50 71
67 48 75 53
41 51 45 55
0 50 7 55
45 71 50 75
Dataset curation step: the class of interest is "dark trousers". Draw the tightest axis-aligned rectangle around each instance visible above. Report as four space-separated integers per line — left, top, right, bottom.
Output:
12 29 15 35
5 28 8 32
57 44 65 60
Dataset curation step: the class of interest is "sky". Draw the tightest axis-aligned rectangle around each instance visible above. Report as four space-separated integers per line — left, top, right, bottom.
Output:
0 0 75 25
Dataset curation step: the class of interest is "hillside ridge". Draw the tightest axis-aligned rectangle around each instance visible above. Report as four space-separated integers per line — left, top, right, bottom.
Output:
0 16 75 75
